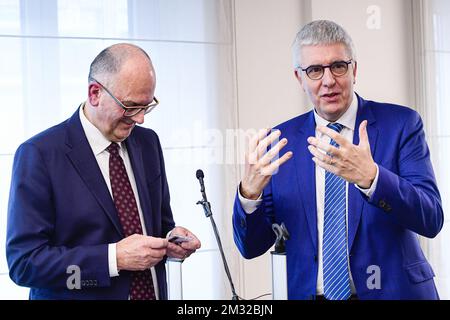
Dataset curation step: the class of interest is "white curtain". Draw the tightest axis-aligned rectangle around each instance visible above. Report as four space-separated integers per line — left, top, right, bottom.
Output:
413 0 450 299
0 0 238 299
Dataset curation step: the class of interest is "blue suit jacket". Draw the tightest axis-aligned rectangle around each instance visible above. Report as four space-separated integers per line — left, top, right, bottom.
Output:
233 95 443 300
6 108 175 299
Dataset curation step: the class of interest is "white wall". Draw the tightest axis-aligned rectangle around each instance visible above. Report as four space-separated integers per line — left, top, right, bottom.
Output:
233 0 304 300
234 0 306 131
233 0 416 299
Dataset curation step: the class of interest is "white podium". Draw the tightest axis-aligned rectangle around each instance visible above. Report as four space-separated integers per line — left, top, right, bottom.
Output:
271 252 288 300
271 223 289 300
166 258 183 300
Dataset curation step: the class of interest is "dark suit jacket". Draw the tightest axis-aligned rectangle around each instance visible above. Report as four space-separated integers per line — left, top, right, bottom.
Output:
233 94 443 300
6 108 175 299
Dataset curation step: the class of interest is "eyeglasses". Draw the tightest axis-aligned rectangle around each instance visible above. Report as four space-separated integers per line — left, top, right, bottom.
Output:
299 60 353 80
89 77 159 117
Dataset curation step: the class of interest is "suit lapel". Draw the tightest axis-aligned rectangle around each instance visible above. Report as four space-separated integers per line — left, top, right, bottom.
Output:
125 135 154 236
294 112 318 251
65 109 123 236
348 95 378 251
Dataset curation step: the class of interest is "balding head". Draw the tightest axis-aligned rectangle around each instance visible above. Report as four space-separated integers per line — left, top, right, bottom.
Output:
88 43 154 87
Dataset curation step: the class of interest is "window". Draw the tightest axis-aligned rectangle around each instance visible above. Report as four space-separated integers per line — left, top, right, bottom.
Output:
0 0 236 299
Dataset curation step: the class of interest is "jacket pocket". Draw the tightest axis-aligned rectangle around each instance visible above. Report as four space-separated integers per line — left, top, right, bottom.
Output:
405 261 435 283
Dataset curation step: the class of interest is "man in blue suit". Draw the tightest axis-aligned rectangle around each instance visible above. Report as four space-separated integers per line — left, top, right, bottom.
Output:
233 20 443 300
7 43 201 299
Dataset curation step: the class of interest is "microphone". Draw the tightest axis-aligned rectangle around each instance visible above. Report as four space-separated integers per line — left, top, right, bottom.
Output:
196 169 239 300
196 169 205 193
196 169 210 217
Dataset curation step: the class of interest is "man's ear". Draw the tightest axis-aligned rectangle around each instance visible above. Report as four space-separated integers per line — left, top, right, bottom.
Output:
352 61 358 84
294 69 305 92
88 83 101 106
294 69 301 83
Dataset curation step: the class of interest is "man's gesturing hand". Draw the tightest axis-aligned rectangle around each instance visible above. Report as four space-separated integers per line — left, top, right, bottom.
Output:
307 120 377 189
116 234 168 271
240 129 293 200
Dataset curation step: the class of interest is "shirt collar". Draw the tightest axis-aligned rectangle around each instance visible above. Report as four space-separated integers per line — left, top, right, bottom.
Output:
79 103 122 155
313 92 358 131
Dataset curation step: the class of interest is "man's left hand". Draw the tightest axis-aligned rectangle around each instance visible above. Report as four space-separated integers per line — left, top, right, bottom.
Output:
166 226 201 260
307 120 377 189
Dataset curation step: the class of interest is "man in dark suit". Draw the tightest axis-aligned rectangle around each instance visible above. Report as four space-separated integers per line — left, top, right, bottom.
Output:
6 43 200 300
233 20 443 300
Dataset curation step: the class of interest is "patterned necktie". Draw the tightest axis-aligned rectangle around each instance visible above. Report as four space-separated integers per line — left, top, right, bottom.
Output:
107 142 156 300
323 123 351 300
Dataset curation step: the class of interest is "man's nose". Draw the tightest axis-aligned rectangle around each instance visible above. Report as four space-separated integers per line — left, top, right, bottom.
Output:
131 111 145 124
321 67 336 87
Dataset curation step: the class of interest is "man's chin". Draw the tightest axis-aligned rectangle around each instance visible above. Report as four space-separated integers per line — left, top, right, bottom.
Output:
113 128 134 142
318 103 346 120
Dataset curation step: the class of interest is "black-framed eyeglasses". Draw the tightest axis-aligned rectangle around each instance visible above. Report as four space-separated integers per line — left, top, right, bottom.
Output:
298 60 353 80
89 77 159 117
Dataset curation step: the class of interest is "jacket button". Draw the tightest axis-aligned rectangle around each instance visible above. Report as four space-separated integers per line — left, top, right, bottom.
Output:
379 200 386 208
240 218 246 228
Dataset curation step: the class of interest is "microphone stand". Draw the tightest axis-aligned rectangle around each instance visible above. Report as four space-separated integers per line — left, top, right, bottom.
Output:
196 173 239 300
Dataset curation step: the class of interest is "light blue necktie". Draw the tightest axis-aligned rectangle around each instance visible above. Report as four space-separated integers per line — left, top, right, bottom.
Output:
323 123 351 300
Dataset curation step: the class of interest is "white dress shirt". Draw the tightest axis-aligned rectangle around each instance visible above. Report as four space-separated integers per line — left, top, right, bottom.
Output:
239 93 379 295
79 105 160 299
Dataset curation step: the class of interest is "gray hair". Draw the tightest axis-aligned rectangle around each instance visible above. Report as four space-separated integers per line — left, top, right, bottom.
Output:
292 20 356 68
88 43 151 85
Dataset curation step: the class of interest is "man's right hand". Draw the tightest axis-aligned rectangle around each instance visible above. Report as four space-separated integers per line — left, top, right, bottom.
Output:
240 129 293 200
116 234 168 271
